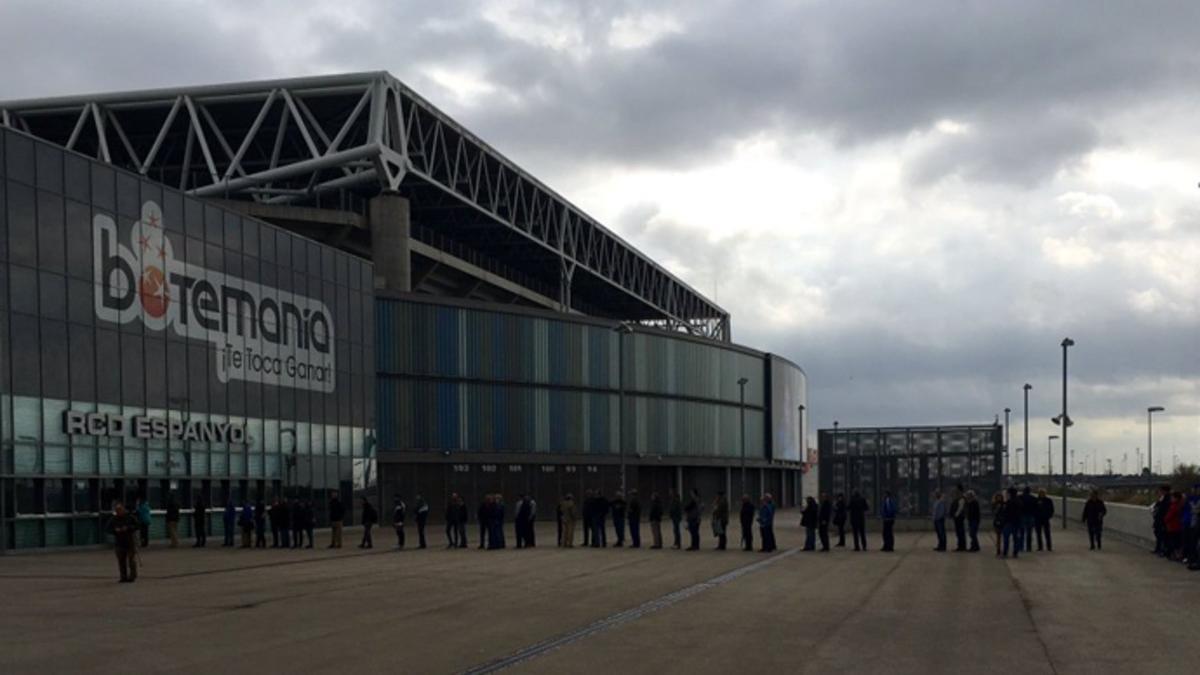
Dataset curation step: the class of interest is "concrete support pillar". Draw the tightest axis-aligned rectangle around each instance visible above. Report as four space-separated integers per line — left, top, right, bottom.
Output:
369 192 411 292
725 466 732 500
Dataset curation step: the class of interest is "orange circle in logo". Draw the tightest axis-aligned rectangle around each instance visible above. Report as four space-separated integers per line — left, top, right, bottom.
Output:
139 266 169 318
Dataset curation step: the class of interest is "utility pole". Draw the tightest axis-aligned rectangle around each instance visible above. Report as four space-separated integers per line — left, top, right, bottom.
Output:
1060 338 1074 531
1023 384 1032 478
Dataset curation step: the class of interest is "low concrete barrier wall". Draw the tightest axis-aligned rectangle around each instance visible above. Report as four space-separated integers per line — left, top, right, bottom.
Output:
1061 497 1155 549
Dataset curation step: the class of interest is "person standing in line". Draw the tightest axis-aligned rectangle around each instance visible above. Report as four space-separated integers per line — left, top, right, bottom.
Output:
192 494 208 548
1020 487 1038 554
360 498 377 549
279 499 292 549
239 501 255 548
415 493 429 549
848 491 869 552
165 494 181 549
611 492 627 547
478 495 491 550
515 494 532 549
136 498 152 549
291 499 306 549
758 493 777 552
880 491 897 552
269 498 281 548
669 489 683 550
254 499 267 548
445 493 461 548
950 485 967 552
739 494 755 552
991 492 1006 558
595 492 610 548
1185 484 1200 570
931 490 947 552
392 495 407 549
455 494 469 548
581 489 594 547
493 494 509 550
527 495 537 547
109 501 139 583
222 499 237 547
965 490 981 552
1034 488 1055 552
560 493 577 547
684 489 701 551
1082 490 1107 551
1002 487 1023 558
832 493 847 548
649 492 665 549
800 496 819 551
329 493 345 549
1152 485 1170 557
818 493 833 552
1165 491 1186 560
304 501 316 548
712 491 729 551
627 489 642 548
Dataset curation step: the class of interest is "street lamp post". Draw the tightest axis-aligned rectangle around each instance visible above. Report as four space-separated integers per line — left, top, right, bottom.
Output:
1023 384 1031 478
1004 408 1011 477
738 377 749 495
1147 406 1165 477
614 323 634 496
1047 435 1059 484
1060 337 1074 530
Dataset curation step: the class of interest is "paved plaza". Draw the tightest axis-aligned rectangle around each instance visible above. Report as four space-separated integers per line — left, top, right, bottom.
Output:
2 514 1198 674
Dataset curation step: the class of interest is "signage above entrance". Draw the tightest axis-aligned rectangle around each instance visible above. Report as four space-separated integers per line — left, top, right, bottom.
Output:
63 410 247 444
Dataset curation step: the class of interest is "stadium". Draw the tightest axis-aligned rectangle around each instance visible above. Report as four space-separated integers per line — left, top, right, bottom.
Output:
0 72 807 551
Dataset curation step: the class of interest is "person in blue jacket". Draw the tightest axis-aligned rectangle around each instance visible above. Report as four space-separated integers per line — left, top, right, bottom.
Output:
880 491 898 552
222 500 237 547
758 493 777 552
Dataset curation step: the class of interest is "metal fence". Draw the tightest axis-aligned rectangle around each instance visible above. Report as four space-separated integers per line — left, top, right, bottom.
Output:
817 425 1003 517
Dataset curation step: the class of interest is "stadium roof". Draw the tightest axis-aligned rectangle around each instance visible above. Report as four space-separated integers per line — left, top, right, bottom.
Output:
0 72 729 340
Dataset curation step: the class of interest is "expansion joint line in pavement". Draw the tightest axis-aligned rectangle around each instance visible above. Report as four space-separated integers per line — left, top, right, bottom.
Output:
459 548 801 675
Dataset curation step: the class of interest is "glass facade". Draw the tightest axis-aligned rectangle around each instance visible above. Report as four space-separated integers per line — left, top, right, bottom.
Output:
0 128 376 550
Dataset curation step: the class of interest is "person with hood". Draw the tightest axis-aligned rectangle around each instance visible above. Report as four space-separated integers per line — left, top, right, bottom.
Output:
135 497 152 548
560 493 577 547
254 499 267 548
800 496 819 551
192 494 208 548
392 495 407 549
1020 486 1038 553
108 501 139 583
1082 490 1107 551
627 489 642 548
165 494 181 548
848 491 869 552
1152 485 1170 557
950 485 967 552
239 501 254 548
650 492 665 549
832 493 848 548
880 491 898 552
329 493 345 549
445 493 461 548
684 489 702 551
359 497 377 549
711 491 729 551
758 493 777 552
739 494 755 551
931 490 948 552
1002 487 1023 558
669 489 683 550
415 493 430 549
1034 488 1055 552
222 499 237 547
610 492 627 547
966 490 982 552
818 493 833 552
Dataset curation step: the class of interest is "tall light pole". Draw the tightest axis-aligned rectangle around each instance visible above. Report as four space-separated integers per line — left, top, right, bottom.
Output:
614 323 635 495
1059 337 1074 530
1047 435 1059 483
1147 406 1165 477
1003 407 1011 477
737 377 749 495
1023 384 1032 478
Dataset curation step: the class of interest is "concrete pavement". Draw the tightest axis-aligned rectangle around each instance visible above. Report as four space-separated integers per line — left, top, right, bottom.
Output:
1 515 1197 674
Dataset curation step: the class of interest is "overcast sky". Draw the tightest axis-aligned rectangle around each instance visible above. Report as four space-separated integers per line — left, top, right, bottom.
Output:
2 0 1197 472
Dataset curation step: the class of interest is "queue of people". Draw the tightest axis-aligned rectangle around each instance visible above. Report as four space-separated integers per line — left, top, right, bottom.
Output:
1152 483 1200 571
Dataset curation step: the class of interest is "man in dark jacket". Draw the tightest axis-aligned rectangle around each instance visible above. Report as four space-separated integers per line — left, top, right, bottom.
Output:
649 492 665 549
740 494 755 551
595 492 609 547
1002 487 1023 558
329 494 345 549
269 498 282 548
950 485 967 552
290 499 305 549
759 494 777 552
254 500 267 548
360 498 378 548
684 489 702 551
1152 485 1170 556
166 495 181 548
222 500 237 547
192 494 208 548
848 491 869 551
712 491 729 550
627 490 642 548
478 498 490 550
832 493 847 547
818 493 833 552
109 501 139 583
581 490 594 547
801 497 819 550
966 490 982 552
515 494 533 548
669 489 683 549
880 491 898 552
1082 490 1107 550
455 495 469 548
1020 487 1038 554
445 494 460 548
415 494 430 549
392 495 407 549
1035 488 1055 552
610 492 627 547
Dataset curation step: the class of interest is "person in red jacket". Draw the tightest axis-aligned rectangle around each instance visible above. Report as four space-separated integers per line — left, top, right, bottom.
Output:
1164 491 1186 561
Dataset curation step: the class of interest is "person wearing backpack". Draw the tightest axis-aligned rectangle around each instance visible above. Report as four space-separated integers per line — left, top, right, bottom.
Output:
392 495 407 549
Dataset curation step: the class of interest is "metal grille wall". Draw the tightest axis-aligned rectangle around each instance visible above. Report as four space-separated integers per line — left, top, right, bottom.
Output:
817 425 1003 517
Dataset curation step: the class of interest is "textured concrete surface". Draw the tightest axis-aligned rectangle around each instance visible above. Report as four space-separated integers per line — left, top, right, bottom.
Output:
1 513 1197 675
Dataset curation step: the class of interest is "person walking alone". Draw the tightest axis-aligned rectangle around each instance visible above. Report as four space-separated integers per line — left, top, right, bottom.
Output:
739 494 755 551
833 493 847 547
848 491 869 552
649 492 664 549
1035 489 1054 552
932 490 948 552
415 494 430 549
1082 490 1107 551
669 489 683 550
360 498 377 549
627 490 642 549
108 501 139 583
712 491 729 551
